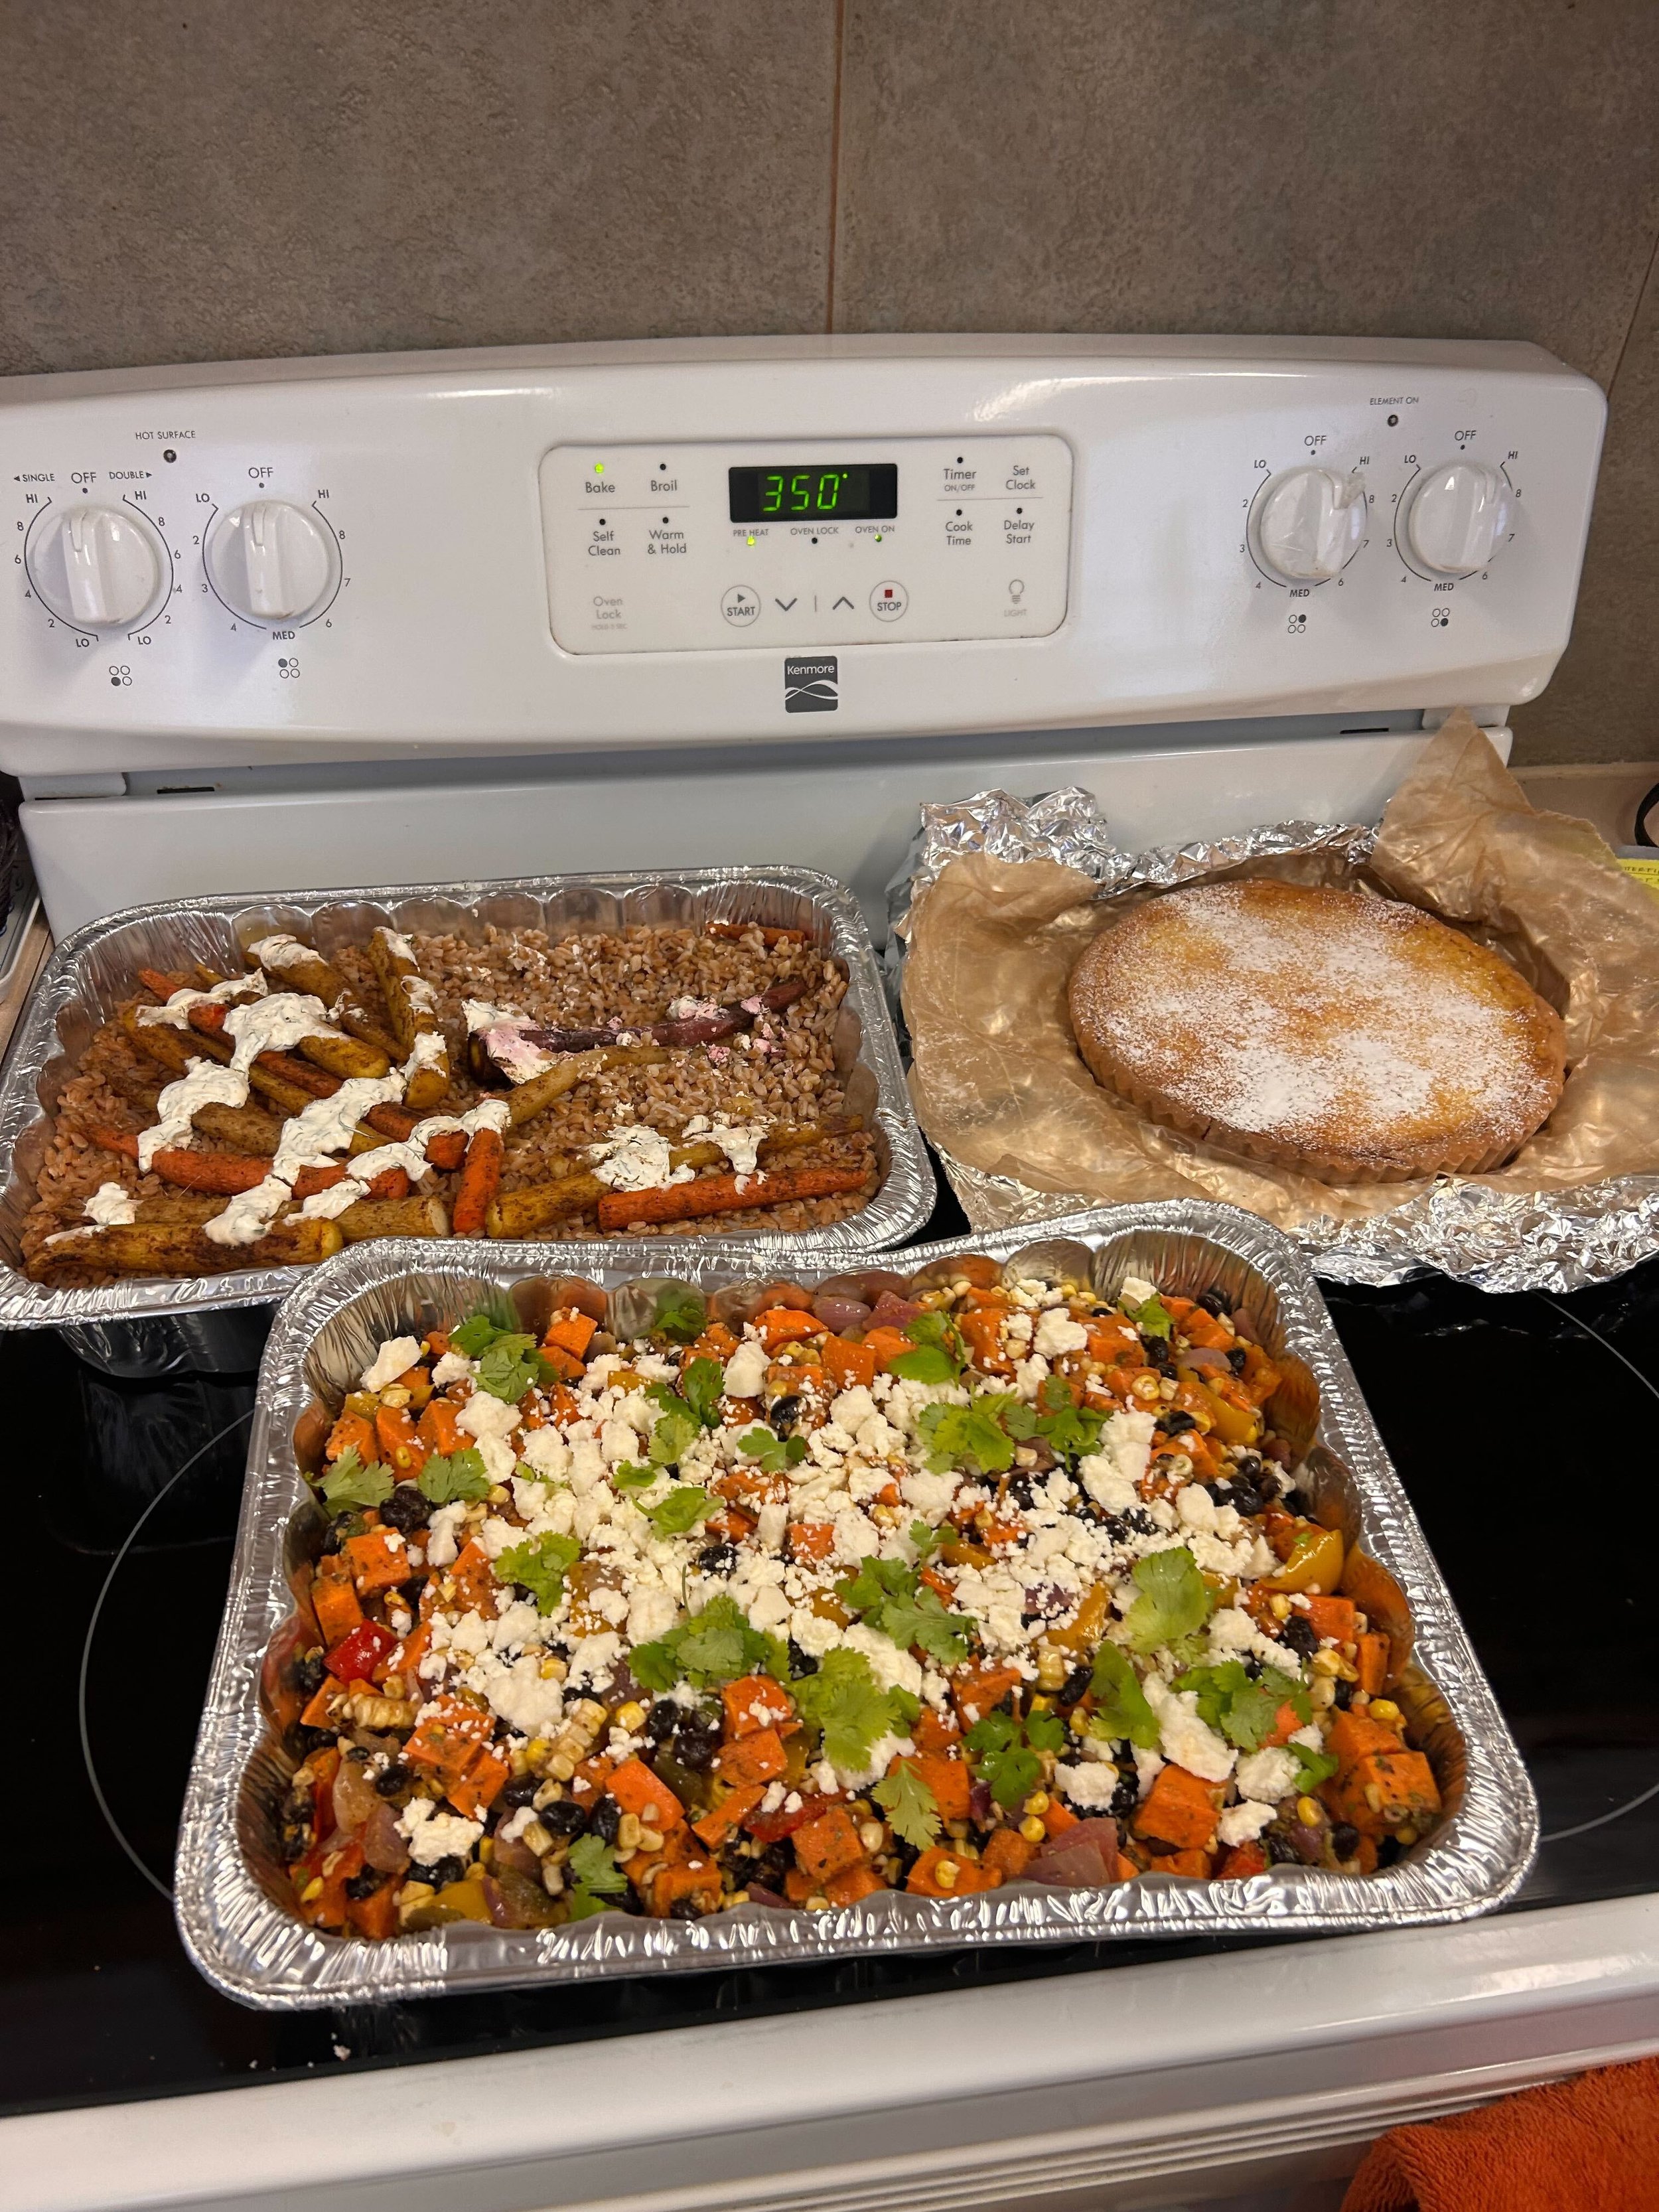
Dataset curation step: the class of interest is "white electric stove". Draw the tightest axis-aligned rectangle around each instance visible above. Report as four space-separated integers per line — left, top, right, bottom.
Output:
5 338 1654 2212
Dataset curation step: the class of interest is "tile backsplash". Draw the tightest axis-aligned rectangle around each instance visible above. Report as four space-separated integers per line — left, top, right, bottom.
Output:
5 0 1654 765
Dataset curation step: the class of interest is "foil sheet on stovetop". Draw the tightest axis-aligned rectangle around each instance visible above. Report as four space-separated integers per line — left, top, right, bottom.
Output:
0 865 933 1332
175 1203 1536 2008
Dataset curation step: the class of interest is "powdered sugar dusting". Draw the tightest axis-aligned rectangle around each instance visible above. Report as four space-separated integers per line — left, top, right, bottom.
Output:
1070 882 1563 1176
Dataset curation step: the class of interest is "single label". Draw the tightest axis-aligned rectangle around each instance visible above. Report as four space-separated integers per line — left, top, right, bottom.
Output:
1617 853 1659 898
784 654 837 712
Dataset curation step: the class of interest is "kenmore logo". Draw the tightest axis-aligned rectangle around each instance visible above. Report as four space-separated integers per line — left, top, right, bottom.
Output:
784 654 837 713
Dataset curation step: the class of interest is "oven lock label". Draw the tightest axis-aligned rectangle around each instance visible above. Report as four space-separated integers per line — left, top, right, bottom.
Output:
784 655 838 713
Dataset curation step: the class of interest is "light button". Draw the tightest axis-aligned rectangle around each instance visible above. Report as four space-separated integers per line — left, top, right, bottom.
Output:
870 579 908 621
721 584 760 627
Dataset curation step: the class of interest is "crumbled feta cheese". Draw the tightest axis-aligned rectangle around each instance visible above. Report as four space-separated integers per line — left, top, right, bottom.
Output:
361 1335 423 1392
430 1348 472 1388
1033 1309 1089 1359
1236 1746 1299 1803
1054 1761 1119 1810
1176 1483 1218 1534
1145 1677 1235 1783
423 1501 467 1568
1216 1799 1275 1848
396 1798 484 1866
1118 1276 1159 1310
723 1339 770 1401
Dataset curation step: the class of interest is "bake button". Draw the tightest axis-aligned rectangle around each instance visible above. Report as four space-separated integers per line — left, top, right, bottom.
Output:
721 585 760 627
870 579 908 621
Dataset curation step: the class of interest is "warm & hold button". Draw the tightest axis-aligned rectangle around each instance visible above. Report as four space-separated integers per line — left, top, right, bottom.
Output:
869 579 908 621
721 585 760 627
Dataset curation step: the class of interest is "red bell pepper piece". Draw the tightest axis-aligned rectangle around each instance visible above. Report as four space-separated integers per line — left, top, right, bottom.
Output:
325 1618 397 1683
743 1791 837 1846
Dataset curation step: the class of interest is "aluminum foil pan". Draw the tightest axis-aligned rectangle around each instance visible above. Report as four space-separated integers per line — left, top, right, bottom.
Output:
887 786 1659 1293
175 1205 1535 2008
0 865 933 1330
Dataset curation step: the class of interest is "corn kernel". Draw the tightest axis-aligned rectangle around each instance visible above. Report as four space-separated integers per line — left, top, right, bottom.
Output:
613 1700 648 1733
1394 1825 1418 1848
1364 1784 1384 1813
380 1383 411 1408
488 1484 511 1505
934 1858 960 1889
616 1812 642 1854
638 1825 664 1856
1296 1796 1322 1828
547 1753 576 1782
1069 1712 1091 1737
1026 1791 1050 1815
1019 1815 1046 1844
520 1818 553 1858
478 1838 494 1864
1370 1698 1402 1724
1034 1647 1068 1692
540 1861 565 1896
859 1820 885 1855
1310 1676 1336 1710
1269 1595 1292 1621
1311 1649 1342 1676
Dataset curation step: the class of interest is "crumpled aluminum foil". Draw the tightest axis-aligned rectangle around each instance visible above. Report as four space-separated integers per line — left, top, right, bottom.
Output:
175 1209 1534 2008
888 787 1659 1293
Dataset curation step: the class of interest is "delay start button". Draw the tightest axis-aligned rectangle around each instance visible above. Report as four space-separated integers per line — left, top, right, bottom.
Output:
870 579 908 621
721 584 760 627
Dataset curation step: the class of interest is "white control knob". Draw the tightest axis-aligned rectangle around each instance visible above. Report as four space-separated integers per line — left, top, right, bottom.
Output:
27 502 167 629
206 499 337 622
1402 461 1514 577
1252 467 1368 583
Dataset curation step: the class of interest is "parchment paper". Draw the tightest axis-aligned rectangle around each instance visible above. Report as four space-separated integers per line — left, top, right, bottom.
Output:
902 713 1659 1246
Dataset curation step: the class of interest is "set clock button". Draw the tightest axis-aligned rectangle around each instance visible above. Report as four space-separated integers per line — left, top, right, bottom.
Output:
26 502 167 629
721 584 760 626
1252 467 1368 583
1401 462 1514 576
870 579 908 620
206 500 338 623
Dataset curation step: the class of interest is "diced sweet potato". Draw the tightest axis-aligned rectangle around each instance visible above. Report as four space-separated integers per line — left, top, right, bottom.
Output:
343 1527 409 1597
905 1846 994 1897
607 1755 686 1830
1327 1709 1403 1765
1134 1765 1224 1852
374 1403 425 1475
311 1555 364 1649
1323 1749 1441 1838
823 1861 889 1907
1217 1840 1269 1880
981 1826 1037 1882
326 1412 376 1464
1302 1595 1357 1644
449 1747 509 1820
951 1662 1021 1728
820 1336 878 1393
693 1781 767 1848
1354 1631 1391 1696
1159 1847 1215 1877
792 1804 866 1887
416 1398 462 1454
909 1753 972 1824
646 1857 723 1918
445 1537 501 1619
721 1673 796 1740
716 1728 788 1789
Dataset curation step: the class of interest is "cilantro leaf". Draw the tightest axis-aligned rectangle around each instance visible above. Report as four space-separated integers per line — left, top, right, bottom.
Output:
496 1529 581 1613
1121 1545 1216 1654
963 1709 1042 1810
475 1333 557 1403
449 1311 508 1357
1034 1374 1106 1460
652 1283 707 1343
564 1832 628 1918
416 1447 492 1504
646 1391 700 1470
1089 1641 1161 1749
316 1447 394 1513
837 1555 974 1666
1024 1705 1066 1754
630 1594 788 1692
887 1309 965 1384
613 1460 658 1493
1173 1662 1311 1753
680 1356 725 1429
910 1520 948 1558
648 1485 712 1538
793 1647 914 1771
873 1762 942 1849
733 1424 807 1474
916 1400 1015 1475
1291 1742 1340 1795
1129 1295 1173 1339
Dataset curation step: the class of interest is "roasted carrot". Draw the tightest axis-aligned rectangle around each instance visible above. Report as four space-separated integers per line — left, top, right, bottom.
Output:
291 1162 411 1203
451 1126 504 1238
595 1163 867 1232
90 1130 271 1194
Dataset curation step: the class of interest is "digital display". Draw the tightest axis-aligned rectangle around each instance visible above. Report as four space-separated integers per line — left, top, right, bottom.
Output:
729 463 899 523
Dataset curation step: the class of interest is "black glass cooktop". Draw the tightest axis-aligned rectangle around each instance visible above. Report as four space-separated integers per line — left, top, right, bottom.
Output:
7 1180 1658 2117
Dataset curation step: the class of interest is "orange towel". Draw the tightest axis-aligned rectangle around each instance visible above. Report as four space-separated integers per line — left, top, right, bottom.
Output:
1342 2056 1659 2211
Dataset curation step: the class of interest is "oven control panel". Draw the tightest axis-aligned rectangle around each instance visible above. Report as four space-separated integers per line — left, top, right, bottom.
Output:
541 437 1072 653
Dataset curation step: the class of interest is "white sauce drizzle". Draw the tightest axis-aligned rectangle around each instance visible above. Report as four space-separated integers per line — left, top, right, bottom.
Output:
135 972 267 1028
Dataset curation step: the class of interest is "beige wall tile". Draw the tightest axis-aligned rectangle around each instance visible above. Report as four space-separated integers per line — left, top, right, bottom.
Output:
1511 254 1659 765
833 1 1659 386
0 1 837 373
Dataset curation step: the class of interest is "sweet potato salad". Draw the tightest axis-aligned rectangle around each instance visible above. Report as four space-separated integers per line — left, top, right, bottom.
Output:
267 1262 1440 1939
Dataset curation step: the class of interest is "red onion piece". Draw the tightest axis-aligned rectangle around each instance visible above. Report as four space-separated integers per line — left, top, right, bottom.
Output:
1026 1840 1111 1887
753 1280 814 1312
969 1779 995 1825
813 1272 871 1303
743 1883 790 1909
1181 1346 1233 1374
362 1800 411 1875
868 1291 923 1330
858 1269 911 1303
812 1294 873 1333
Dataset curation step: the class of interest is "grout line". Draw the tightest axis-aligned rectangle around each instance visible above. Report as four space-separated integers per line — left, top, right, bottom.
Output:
1603 221 1659 397
825 0 847 333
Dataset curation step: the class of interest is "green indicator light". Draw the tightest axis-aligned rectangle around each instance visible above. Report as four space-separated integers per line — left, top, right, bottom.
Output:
747 533 756 546
876 532 884 542
593 463 605 475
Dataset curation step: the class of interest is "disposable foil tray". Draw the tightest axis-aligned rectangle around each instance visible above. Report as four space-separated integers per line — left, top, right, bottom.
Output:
0 866 933 1330
177 1203 1536 2009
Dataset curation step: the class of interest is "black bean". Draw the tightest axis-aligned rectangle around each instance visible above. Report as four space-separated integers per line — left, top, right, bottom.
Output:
295 1653 326 1698
1197 1288 1230 1317
1377 1835 1404 1868
295 1724 334 1755
1097 1512 1129 1540
1007 1474 1039 1511
1242 1657 1263 1680
319 1524 346 1556
1265 1830 1301 1866
674 1727 720 1774
752 1840 794 1890
1058 1663 1093 1706
1125 1508 1155 1535
1333 1678 1354 1710
787 1639 819 1678
1331 1822 1360 1860
1233 1450 1265 1482
499 1774 541 1811
591 1795 623 1844
428 1855 467 1889
644 1700 680 1743
768 1394 803 1436
1281 1615 1319 1659
382 1482 431 1532
1108 1768 1140 1821
278 1818 311 1864
1143 1335 1174 1369
374 1761 411 1799
1228 1346 1248 1372
669 1894 709 1920
1227 1482 1266 1519
541 1799 589 1838
696 1540 739 1576
1161 1409 1196 1436
344 1867 383 1901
